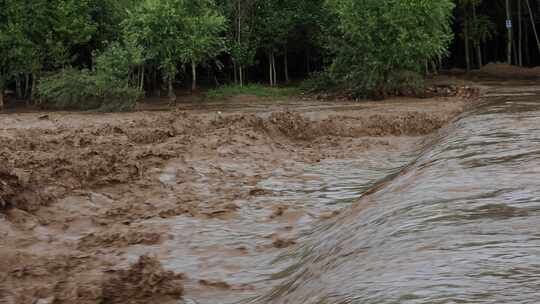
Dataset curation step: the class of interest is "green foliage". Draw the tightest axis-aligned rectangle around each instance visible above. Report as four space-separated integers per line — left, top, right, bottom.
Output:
206 84 300 99
122 0 225 90
38 69 140 111
325 0 455 97
1 0 498 107
179 1 227 66
93 41 143 89
37 68 102 110
38 43 142 111
218 0 258 69
299 71 338 93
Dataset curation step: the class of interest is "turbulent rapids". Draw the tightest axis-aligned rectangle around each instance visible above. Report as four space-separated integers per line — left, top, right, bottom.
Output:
247 84 540 304
3 82 539 304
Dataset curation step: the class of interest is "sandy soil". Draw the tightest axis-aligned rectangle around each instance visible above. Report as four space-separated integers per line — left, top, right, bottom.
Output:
0 87 479 304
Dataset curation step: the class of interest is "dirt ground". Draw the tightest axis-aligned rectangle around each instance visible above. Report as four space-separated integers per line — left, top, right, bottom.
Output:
446 62 540 80
0 84 479 304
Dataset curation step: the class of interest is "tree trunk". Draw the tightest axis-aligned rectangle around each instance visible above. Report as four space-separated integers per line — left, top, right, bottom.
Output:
284 48 290 83
525 17 531 65
306 48 311 75
269 53 274 86
494 38 499 62
191 61 197 92
507 0 513 65
239 66 244 87
472 5 481 68
464 8 471 71
236 0 242 87
168 76 176 104
233 62 238 84
16 78 22 99
476 43 483 68
30 73 37 102
0 91 3 111
139 66 145 92
24 74 30 99
272 53 277 86
513 36 518 64
526 0 540 54
519 0 523 66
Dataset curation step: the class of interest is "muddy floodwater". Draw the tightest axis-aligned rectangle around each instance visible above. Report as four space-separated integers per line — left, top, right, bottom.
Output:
248 83 540 304
8 82 537 304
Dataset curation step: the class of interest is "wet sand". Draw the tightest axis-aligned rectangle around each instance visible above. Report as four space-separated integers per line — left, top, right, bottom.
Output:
0 88 479 304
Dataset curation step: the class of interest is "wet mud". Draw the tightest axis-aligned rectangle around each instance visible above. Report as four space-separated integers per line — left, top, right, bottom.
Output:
0 90 478 303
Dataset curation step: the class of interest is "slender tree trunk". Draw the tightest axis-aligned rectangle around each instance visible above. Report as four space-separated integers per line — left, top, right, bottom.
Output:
306 48 311 75
464 8 471 71
471 5 483 68
284 47 290 83
0 83 4 111
151 66 158 96
513 36 518 64
269 53 274 86
30 73 37 102
269 55 272 86
237 0 243 87
525 18 531 65
233 62 238 84
168 72 175 104
476 43 483 68
494 38 499 61
526 0 540 54
23 74 30 100
519 0 524 66
507 0 513 64
272 53 277 86
191 61 197 92
472 5 481 68
239 66 244 87
139 66 145 92
15 77 22 99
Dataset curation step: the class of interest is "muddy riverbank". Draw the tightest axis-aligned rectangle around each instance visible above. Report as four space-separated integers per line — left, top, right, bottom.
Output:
1 86 479 304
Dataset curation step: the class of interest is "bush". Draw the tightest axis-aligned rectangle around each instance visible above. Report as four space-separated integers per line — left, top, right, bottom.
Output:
38 68 103 110
38 68 140 111
38 42 142 111
326 0 454 98
299 71 338 94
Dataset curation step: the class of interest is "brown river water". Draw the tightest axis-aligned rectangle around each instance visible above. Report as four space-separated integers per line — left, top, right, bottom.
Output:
3 81 540 304
242 83 540 304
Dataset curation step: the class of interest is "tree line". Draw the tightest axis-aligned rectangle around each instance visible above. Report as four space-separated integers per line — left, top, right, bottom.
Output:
455 0 540 70
1 0 457 110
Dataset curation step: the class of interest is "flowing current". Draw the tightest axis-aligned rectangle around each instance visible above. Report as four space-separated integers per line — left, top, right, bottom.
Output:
244 84 540 304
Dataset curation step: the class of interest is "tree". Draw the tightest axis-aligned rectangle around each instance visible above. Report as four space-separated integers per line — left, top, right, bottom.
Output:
178 0 226 91
256 0 297 86
459 0 496 69
325 0 455 97
218 0 258 86
123 0 225 99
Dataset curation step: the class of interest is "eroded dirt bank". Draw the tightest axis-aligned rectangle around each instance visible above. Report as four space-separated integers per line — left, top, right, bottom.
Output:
0 90 478 304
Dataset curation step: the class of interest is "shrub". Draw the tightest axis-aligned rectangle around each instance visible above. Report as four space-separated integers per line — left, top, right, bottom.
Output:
299 71 338 94
38 42 141 111
38 68 140 111
38 68 103 110
325 0 454 98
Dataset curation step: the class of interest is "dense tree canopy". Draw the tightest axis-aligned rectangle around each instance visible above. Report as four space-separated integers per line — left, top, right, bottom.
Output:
1 0 540 109
325 0 455 97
